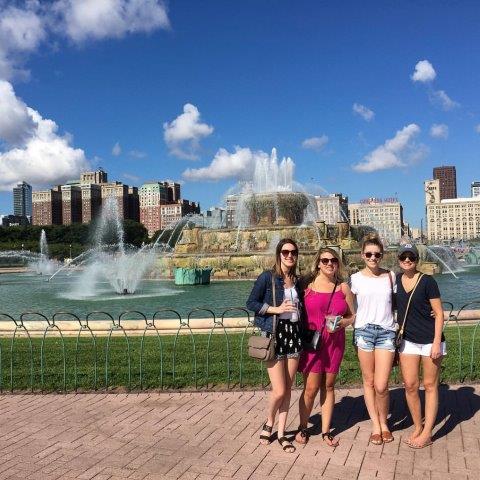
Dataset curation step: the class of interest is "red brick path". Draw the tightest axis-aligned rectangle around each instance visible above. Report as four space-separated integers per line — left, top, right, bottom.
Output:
0 385 478 479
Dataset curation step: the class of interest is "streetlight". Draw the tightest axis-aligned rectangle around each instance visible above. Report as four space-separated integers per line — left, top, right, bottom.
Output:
69 244 72 259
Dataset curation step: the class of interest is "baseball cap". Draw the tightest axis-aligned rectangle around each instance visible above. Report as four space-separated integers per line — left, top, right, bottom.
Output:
397 243 419 258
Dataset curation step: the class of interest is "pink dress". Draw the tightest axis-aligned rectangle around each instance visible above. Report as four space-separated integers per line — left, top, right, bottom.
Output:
298 288 348 374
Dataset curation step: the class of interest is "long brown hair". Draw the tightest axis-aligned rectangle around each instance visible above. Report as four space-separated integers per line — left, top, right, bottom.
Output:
361 232 384 253
304 247 345 285
272 238 299 277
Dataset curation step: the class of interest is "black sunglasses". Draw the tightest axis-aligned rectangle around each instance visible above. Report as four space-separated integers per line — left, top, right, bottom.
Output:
364 252 383 259
281 249 298 258
320 257 339 265
399 253 418 262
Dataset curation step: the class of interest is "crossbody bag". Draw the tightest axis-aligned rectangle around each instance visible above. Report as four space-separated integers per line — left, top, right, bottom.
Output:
248 274 278 361
302 280 338 351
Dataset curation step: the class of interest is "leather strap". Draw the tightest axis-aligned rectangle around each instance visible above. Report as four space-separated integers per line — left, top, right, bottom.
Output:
271 274 278 339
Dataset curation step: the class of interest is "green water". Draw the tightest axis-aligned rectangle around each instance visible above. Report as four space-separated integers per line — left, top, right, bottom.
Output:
1 267 479 319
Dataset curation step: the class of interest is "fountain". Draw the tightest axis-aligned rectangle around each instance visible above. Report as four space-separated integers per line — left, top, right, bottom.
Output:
31 230 60 276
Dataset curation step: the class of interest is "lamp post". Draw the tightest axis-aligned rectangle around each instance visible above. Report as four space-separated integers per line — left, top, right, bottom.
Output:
69 244 72 259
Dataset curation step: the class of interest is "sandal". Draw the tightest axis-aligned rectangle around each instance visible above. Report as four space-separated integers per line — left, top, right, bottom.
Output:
278 436 296 453
369 433 383 445
295 425 310 445
259 422 273 444
381 431 394 443
321 432 339 447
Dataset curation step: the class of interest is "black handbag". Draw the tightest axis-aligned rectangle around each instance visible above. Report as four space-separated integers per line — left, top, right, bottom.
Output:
302 280 338 351
248 275 278 361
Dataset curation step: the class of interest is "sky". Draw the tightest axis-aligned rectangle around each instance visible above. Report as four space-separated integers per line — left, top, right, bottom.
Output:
1 1 480 228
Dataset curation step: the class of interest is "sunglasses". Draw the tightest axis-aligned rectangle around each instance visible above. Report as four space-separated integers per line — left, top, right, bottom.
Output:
319 257 339 265
281 249 298 258
364 252 383 259
399 253 417 262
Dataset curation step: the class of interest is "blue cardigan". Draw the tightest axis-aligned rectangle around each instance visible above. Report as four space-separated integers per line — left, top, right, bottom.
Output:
246 270 304 333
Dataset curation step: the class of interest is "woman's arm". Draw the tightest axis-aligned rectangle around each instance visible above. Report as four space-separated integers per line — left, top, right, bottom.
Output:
429 297 444 359
338 282 356 328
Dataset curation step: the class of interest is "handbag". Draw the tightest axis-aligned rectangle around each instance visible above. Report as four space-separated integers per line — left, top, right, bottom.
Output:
395 273 424 350
302 280 338 351
248 274 278 361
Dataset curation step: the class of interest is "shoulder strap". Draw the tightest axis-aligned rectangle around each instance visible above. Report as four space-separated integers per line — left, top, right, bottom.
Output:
271 274 278 337
399 273 424 335
326 279 338 315
388 271 395 314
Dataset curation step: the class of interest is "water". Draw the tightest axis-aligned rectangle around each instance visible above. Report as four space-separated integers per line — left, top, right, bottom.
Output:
1 267 479 319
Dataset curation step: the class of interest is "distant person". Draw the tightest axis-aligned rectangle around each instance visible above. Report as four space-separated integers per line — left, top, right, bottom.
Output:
350 233 397 445
295 248 355 447
396 244 445 449
246 238 303 453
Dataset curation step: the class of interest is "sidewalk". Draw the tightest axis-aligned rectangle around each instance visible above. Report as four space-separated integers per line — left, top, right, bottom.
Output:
0 385 478 480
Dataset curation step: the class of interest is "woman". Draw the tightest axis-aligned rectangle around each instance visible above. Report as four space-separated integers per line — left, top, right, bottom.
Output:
246 238 303 453
396 243 445 449
350 233 397 445
295 247 354 447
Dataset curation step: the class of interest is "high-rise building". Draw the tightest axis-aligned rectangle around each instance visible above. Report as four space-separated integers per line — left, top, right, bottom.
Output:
13 181 32 218
80 169 108 185
61 184 82 225
160 200 200 230
32 186 62 226
128 186 140 222
348 197 404 244
315 194 348 224
472 181 480 197
81 183 102 223
425 179 480 241
139 182 169 237
433 166 457 200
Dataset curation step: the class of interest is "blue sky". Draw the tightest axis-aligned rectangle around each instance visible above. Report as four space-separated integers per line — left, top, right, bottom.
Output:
1 1 480 227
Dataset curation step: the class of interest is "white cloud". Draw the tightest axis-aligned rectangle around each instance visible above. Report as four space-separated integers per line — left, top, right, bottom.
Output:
123 173 141 183
183 146 267 181
301 135 329 151
163 104 214 160
411 60 437 83
429 90 459 111
353 103 375 121
475 124 480 134
430 123 449 139
128 149 146 158
0 80 89 191
353 124 424 173
112 142 121 156
53 0 170 43
0 1 170 80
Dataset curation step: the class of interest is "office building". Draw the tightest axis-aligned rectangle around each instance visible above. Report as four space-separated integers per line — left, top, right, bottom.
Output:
61 184 82 225
472 181 480 197
315 194 348 224
80 170 108 185
348 197 404 244
139 182 169 237
32 186 63 226
81 183 102 223
433 166 457 200
425 179 480 241
13 181 32 218
160 200 200 230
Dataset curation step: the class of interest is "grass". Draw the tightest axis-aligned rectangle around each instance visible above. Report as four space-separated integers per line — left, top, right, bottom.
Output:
0 324 479 392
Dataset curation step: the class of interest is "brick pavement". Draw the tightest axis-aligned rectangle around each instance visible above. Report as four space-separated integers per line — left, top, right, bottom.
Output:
0 384 479 480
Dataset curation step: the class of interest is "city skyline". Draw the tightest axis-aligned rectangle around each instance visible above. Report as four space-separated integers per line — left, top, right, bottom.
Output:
1 2 480 228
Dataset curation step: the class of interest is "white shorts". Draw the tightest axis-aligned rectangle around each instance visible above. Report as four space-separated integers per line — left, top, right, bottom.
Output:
399 339 447 357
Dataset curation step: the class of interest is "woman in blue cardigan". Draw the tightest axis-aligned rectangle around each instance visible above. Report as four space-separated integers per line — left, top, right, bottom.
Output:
246 238 303 453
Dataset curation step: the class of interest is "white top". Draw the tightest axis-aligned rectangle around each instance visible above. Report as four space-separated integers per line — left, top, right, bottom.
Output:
280 286 299 322
350 271 396 330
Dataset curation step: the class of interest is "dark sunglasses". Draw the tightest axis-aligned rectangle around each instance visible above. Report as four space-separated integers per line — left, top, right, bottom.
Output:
281 249 298 258
319 257 339 265
364 252 383 259
399 253 417 262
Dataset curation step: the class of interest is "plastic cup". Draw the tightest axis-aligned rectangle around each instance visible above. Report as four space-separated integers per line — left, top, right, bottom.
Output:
325 315 342 333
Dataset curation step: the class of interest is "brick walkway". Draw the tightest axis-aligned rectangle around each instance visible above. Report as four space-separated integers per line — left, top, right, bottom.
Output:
0 385 479 480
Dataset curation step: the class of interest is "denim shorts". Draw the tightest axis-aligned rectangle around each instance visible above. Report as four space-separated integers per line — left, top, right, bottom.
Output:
353 324 396 352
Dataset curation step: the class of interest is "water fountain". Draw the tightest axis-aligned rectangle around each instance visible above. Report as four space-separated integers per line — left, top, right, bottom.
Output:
31 230 60 276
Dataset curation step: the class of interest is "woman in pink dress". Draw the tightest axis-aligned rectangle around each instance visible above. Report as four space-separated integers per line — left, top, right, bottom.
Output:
295 247 355 446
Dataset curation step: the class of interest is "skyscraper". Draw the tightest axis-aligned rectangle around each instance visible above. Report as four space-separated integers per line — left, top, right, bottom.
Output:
472 181 480 197
13 181 32 217
433 166 457 200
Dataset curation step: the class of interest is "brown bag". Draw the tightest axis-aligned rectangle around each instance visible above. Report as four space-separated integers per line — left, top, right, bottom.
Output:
248 275 278 361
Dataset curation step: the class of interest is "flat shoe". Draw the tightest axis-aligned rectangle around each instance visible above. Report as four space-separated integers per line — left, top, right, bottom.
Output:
382 431 394 443
369 433 383 445
409 440 432 449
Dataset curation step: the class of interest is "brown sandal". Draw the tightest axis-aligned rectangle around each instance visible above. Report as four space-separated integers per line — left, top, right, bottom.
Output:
382 431 394 443
296 426 309 445
369 433 383 445
322 432 339 447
